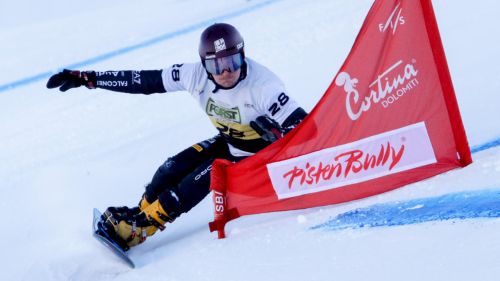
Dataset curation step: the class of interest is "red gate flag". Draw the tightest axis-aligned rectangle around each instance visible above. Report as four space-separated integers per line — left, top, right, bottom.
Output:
209 0 472 238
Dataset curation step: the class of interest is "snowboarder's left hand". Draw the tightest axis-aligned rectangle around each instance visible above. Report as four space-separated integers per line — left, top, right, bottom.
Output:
250 115 283 143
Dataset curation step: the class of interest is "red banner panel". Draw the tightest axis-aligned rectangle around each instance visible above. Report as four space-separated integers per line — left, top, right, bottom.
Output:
209 0 472 238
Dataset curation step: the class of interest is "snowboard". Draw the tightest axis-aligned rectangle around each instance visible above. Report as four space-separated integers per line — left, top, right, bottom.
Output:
92 208 135 268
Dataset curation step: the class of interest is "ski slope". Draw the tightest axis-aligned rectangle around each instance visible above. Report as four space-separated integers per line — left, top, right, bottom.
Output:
1 0 499 280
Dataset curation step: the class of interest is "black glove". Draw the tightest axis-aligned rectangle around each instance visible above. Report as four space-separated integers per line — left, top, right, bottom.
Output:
250 115 283 143
46 69 96 92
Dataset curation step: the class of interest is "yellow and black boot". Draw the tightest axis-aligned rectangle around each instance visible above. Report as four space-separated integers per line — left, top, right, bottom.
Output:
141 199 174 231
138 194 151 211
102 200 174 249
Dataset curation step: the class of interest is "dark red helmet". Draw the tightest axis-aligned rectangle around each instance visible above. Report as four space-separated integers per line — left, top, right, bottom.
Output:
198 23 245 60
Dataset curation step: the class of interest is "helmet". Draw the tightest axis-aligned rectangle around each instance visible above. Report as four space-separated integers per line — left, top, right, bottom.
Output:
199 23 245 75
198 23 245 60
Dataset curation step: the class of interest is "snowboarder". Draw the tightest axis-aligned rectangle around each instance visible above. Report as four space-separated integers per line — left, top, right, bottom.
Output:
47 23 307 249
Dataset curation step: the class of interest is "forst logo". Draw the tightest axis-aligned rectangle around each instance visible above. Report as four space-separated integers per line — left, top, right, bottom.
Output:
206 98 242 123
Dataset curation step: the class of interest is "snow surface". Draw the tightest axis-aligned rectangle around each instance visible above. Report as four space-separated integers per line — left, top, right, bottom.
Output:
1 0 499 280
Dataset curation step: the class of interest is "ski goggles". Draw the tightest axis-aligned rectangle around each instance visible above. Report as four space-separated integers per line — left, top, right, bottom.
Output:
204 53 244 75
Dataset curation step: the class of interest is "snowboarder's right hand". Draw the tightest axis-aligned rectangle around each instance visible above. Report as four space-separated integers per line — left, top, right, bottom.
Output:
46 69 96 92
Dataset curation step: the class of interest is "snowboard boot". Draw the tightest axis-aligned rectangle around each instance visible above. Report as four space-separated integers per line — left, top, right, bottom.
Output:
138 194 151 211
101 200 174 249
98 206 141 251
